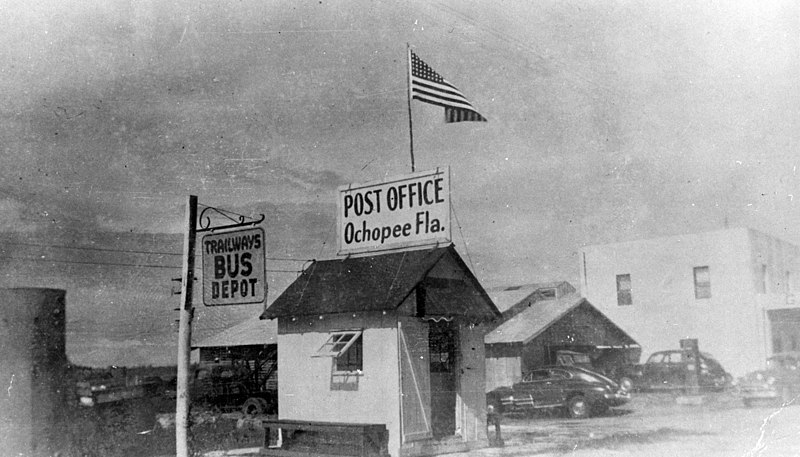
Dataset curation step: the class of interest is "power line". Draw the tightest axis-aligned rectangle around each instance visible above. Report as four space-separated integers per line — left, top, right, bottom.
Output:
2 256 179 269
1 256 304 274
5 241 180 256
451 201 476 273
2 241 313 263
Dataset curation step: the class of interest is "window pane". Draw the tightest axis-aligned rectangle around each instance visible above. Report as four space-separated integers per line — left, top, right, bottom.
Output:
335 333 362 372
316 331 362 357
757 264 767 294
616 274 633 306
694 266 711 299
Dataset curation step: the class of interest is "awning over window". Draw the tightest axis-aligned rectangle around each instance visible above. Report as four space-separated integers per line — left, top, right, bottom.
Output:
314 330 363 357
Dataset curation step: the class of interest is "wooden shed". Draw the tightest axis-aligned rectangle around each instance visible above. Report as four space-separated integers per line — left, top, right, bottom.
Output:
192 317 278 392
261 245 500 457
485 286 639 392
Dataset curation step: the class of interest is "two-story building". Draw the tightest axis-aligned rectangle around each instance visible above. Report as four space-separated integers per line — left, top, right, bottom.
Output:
580 227 800 376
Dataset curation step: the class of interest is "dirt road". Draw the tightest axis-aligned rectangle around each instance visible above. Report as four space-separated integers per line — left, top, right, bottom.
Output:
459 392 800 457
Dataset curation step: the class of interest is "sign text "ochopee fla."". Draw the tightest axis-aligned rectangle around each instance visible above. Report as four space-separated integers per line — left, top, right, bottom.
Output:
337 167 451 255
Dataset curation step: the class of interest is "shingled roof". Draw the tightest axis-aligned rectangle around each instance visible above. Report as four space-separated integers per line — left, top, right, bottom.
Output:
192 316 277 349
485 293 638 346
261 245 500 320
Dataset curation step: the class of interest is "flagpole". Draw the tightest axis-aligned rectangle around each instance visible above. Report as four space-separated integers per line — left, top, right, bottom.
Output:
406 43 415 172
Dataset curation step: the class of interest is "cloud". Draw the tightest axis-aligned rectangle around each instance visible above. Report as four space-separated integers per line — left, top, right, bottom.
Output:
0 198 39 232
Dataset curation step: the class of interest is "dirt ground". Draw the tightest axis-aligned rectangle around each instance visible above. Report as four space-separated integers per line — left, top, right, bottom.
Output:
56 391 800 457
456 392 800 457
55 396 265 457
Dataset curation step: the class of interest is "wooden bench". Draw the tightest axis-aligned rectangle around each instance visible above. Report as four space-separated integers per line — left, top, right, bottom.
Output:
260 419 389 457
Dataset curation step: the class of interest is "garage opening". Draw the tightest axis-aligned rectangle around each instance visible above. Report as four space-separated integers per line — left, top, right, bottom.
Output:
768 308 800 353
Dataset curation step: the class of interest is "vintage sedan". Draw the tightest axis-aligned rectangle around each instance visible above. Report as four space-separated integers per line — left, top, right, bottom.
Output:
738 352 800 407
486 365 631 419
637 350 732 392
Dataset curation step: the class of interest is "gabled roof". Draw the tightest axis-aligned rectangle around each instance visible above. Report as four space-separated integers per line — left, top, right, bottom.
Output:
487 282 575 314
192 316 277 348
485 293 637 346
261 245 500 320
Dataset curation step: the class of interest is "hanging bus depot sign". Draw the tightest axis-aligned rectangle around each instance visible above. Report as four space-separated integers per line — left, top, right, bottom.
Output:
337 167 451 255
201 226 266 306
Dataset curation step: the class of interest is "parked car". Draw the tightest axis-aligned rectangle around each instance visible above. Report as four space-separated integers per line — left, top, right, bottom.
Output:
486 365 631 419
637 350 732 392
554 350 638 392
738 351 800 407
164 361 276 415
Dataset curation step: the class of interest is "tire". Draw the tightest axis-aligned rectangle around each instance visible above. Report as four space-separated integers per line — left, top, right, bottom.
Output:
256 397 270 413
242 397 266 416
567 395 590 419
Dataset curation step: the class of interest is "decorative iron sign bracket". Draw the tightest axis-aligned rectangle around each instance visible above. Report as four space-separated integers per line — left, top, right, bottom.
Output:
196 205 265 233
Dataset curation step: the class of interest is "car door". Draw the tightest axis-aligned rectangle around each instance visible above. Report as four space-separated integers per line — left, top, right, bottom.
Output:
642 353 665 387
543 368 570 405
515 369 550 408
665 352 685 387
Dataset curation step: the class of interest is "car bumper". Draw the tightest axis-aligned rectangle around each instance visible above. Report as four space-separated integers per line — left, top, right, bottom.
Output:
603 391 631 407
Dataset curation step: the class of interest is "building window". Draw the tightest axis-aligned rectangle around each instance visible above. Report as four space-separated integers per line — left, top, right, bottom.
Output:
785 271 793 295
757 264 768 294
616 274 632 306
335 334 362 373
694 266 711 299
315 330 363 373
316 330 363 391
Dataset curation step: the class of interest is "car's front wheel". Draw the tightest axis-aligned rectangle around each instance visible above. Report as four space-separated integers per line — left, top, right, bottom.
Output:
566 395 590 419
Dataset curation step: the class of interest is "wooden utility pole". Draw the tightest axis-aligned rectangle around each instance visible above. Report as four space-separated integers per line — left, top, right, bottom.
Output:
176 195 197 457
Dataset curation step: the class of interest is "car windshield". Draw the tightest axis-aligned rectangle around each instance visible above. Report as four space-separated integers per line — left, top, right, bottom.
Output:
557 353 591 365
573 354 592 364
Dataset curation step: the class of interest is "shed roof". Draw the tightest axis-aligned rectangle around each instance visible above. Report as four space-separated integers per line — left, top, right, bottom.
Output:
487 282 572 314
192 316 277 348
485 293 637 346
261 245 500 320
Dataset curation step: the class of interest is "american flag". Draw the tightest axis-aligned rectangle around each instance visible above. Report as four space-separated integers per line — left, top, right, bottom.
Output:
410 50 487 123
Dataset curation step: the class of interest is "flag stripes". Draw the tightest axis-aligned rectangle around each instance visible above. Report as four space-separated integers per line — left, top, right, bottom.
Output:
410 50 487 123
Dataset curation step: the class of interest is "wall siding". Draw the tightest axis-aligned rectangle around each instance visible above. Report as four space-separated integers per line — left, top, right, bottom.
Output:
278 323 402 455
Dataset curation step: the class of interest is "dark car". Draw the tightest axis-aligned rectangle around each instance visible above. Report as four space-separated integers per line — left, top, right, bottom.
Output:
486 365 631 419
738 351 800 407
554 350 638 392
637 350 732 392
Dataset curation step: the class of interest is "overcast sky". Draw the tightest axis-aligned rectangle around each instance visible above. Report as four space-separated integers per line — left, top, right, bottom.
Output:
1 0 798 366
